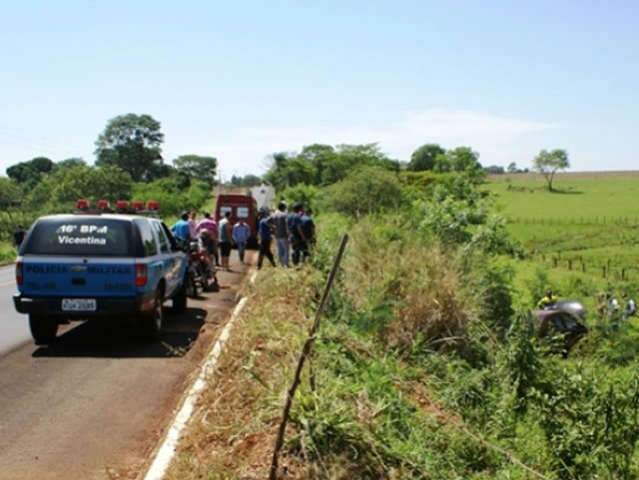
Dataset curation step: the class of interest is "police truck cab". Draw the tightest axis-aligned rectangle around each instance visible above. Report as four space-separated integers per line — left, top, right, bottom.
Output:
13 200 189 344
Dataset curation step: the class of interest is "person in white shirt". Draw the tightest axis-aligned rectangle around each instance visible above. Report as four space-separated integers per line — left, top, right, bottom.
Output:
624 296 637 319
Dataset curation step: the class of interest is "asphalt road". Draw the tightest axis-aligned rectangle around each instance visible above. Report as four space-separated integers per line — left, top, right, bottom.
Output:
0 257 251 480
0 264 30 355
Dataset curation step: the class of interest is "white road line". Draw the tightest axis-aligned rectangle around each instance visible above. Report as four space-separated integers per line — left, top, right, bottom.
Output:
143 275 254 480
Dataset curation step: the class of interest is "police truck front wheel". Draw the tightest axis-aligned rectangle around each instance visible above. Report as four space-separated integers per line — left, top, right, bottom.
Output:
29 315 58 345
142 290 164 340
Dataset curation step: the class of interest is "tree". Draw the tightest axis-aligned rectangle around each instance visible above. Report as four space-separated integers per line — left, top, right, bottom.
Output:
533 149 570 191
432 147 483 182
95 113 165 181
229 174 263 187
263 152 296 191
280 184 322 212
507 162 518 174
50 165 133 204
485 165 505 174
264 143 399 191
6 156 55 186
409 144 445 171
57 157 87 170
447 146 482 172
174 155 218 186
0 177 22 208
433 152 452 173
325 166 403 216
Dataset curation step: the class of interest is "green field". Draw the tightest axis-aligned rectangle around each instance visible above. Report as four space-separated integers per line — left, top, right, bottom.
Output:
487 171 639 311
488 171 639 221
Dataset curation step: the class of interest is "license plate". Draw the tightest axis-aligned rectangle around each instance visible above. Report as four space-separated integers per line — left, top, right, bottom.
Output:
62 299 97 312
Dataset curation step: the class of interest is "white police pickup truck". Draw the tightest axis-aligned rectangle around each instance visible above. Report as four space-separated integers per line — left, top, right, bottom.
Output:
13 208 188 344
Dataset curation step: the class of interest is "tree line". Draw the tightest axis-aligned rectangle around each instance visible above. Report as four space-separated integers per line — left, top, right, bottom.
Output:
0 113 219 240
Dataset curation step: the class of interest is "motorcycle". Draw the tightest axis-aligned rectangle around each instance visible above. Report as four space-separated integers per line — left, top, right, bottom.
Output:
186 241 219 298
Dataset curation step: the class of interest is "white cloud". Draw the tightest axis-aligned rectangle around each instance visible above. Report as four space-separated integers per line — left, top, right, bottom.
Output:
168 109 557 177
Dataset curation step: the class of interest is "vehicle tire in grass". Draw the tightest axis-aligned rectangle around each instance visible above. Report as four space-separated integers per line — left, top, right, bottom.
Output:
142 290 164 340
29 315 58 345
173 280 188 312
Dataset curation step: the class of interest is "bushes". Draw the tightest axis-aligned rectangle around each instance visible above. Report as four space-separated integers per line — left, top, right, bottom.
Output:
532 368 639 479
280 184 322 213
0 167 211 243
132 176 210 216
472 260 515 333
0 241 15 264
336 215 481 356
324 166 404 217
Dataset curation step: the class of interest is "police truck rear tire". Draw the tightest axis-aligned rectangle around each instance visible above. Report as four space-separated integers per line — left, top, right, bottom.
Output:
142 290 164 340
29 315 58 345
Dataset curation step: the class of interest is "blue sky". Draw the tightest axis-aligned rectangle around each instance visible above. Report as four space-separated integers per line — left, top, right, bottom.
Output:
1 0 637 177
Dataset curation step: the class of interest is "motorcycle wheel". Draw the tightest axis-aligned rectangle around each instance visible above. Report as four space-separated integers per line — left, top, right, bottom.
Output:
186 269 200 298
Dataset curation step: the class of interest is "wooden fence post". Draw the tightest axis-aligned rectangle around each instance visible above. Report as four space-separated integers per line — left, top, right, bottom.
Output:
269 235 349 480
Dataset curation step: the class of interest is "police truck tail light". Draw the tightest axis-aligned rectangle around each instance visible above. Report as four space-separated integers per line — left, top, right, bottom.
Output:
135 263 148 287
16 261 23 286
76 199 90 210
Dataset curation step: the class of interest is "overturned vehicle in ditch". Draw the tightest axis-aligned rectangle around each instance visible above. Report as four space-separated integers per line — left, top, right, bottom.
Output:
533 300 588 354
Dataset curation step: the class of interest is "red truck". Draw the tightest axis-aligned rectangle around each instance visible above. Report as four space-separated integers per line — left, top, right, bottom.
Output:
214 194 259 247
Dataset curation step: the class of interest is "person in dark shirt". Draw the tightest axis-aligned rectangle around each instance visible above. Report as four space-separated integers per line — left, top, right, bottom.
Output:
301 209 315 244
13 225 26 248
289 203 307 266
301 209 315 259
257 210 276 269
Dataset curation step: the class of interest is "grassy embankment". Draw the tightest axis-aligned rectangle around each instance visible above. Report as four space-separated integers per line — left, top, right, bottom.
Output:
166 197 639 479
168 216 526 479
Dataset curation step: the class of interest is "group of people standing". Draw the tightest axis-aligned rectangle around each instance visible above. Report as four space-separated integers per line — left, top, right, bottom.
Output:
598 292 637 321
257 202 315 269
171 210 252 271
170 201 315 272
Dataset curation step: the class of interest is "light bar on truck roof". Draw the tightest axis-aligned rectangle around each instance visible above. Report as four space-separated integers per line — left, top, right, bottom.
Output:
115 200 129 211
76 199 90 210
73 199 160 215
97 199 110 210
